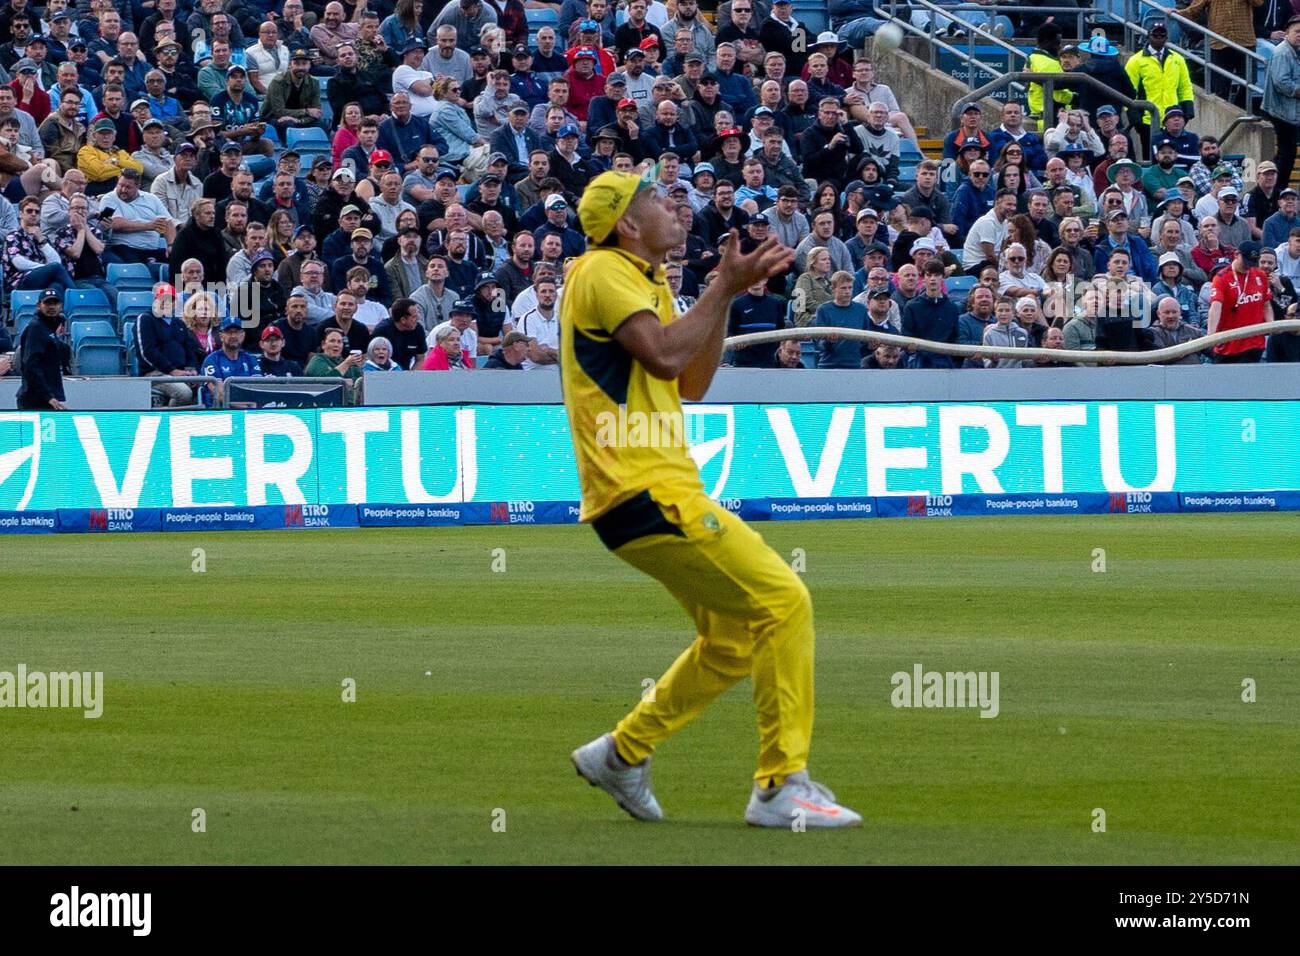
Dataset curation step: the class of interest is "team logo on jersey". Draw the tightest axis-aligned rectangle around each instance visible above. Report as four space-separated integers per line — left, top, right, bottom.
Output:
0 412 43 511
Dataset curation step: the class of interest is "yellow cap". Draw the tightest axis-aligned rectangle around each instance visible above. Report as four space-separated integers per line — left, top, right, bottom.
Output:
578 167 657 244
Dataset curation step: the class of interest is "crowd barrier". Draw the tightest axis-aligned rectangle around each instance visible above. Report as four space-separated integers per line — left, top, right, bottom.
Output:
2 398 1299 534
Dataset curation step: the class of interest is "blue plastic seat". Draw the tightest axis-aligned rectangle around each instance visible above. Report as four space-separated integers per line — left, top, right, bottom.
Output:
525 9 557 26
71 319 119 349
117 290 154 318
122 319 139 376
10 289 41 317
64 288 113 322
286 127 330 149
75 342 126 375
106 262 155 291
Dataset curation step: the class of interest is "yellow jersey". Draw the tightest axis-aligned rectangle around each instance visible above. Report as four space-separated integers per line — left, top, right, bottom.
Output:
559 247 704 522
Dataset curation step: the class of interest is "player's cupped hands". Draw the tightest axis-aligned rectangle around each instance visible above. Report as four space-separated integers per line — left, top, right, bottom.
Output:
717 231 794 296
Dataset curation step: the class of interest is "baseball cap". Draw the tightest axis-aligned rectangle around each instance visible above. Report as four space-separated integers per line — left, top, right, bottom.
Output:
544 193 568 210
250 249 274 266
692 162 715 177
1163 105 1184 118
142 118 164 130
369 149 392 165
487 152 508 167
578 18 598 31
868 287 892 300
577 169 654 243
331 167 355 181
856 208 879 221
1105 208 1129 221
474 272 497 289
911 237 937 254
1258 161 1278 174
574 46 598 61
290 47 312 61
557 123 580 138
92 118 116 133
312 155 333 169
176 142 198 155
469 45 489 57
480 172 502 184
753 106 774 117
814 31 840 46
718 126 744 141
1212 164 1233 179
39 288 61 302
226 64 247 75
1096 105 1117 117
511 44 531 58
617 97 637 110
13 58 36 74
220 141 243 154
626 46 646 58
50 9 70 20
350 228 373 241
1281 187 1299 198
450 299 476 316
293 224 315 238
684 52 704 65
401 38 428 54
69 39 87 51
434 166 458 181
959 136 984 150
606 73 627 86
509 103 530 114
961 103 981 114
1176 175 1194 187
1153 135 1176 151
340 204 361 217
699 72 719 85
638 35 659 50
220 316 243 330
1219 186 1240 199
909 205 934 221
130 98 150 111
1150 20 1168 34
261 325 284 341
1238 240 1262 263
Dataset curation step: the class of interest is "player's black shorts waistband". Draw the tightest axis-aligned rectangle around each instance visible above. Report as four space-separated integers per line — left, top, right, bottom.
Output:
591 491 688 551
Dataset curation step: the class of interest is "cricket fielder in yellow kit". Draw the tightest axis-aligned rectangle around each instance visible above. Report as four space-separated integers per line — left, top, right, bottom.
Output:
564 169 862 828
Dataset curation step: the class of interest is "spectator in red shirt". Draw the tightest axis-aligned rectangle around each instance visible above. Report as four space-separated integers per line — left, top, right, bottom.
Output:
563 48 605 123
1207 241 1271 364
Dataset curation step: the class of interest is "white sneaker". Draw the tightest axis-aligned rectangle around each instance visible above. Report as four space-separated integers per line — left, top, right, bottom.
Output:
744 771 863 829
570 734 664 822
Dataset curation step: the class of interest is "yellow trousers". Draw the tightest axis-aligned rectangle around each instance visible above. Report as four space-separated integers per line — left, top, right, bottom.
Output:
595 491 815 786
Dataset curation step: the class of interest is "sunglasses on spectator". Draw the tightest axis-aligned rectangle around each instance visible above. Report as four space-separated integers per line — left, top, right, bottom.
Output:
971 172 989 178
1008 256 1025 261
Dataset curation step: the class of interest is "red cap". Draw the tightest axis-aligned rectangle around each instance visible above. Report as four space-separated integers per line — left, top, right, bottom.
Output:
718 126 744 140
369 149 392 165
153 283 176 299
260 325 284 341
638 35 659 50
617 97 636 109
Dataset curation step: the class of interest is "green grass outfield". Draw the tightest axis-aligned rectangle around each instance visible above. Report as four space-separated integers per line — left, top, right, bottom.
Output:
1 514 1297 865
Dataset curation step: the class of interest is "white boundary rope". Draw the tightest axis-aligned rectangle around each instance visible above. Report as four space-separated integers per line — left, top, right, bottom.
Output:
724 320 1300 365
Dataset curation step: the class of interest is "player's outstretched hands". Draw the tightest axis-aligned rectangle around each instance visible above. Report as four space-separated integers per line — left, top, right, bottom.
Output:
717 231 795 296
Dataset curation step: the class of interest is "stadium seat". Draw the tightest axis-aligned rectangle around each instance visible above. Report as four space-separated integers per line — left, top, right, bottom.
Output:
525 9 557 26
64 288 114 323
74 342 126 375
70 319 119 349
122 319 139 376
946 274 977 310
106 262 155 292
799 339 817 370
117 290 154 319
10 289 41 319
157 264 169 283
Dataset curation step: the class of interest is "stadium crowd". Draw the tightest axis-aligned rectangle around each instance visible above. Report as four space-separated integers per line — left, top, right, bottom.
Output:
2 0 1300 409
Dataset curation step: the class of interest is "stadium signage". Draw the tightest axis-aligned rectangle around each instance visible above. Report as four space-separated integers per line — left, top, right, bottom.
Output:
0 401 1296 511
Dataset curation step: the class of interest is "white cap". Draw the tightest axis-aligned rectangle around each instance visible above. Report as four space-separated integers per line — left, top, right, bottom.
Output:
911 237 937 253
1015 295 1038 311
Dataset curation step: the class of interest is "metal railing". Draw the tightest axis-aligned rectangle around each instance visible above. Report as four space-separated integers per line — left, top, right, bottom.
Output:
880 2 1094 41
725 320 1299 366
875 1 1030 100
952 72 1161 160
